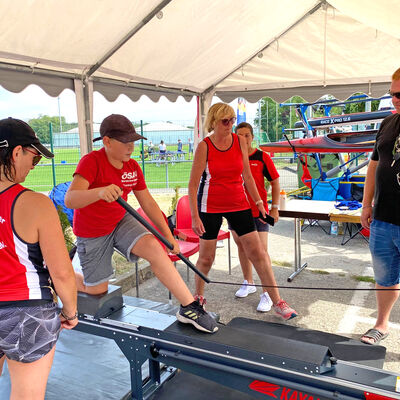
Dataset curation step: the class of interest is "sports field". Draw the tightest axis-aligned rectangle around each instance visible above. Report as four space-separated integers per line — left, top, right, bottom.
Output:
24 144 294 192
24 145 193 192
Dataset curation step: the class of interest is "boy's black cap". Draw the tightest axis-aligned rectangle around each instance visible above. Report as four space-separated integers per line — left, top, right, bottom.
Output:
94 114 147 143
0 117 54 158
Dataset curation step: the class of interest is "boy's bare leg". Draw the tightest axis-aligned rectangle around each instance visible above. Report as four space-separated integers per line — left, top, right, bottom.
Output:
74 272 109 295
132 235 194 306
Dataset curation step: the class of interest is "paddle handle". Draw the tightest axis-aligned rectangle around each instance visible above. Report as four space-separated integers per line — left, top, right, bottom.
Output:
116 197 209 283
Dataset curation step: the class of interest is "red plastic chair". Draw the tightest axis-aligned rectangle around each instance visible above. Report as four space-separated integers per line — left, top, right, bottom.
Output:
135 208 199 297
173 195 231 274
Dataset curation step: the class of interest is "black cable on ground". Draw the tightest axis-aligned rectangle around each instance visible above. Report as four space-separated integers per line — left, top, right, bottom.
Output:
208 280 400 291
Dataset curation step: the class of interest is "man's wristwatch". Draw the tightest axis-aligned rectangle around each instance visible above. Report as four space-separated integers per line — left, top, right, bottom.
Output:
60 310 78 320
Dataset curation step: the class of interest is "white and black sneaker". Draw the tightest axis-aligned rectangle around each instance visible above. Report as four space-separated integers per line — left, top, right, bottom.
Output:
176 300 219 333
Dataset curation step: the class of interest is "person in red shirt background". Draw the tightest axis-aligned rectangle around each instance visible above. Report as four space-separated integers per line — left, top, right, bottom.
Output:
65 114 217 334
232 122 281 313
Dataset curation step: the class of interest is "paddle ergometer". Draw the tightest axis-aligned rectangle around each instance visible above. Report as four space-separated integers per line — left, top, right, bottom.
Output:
29 198 398 400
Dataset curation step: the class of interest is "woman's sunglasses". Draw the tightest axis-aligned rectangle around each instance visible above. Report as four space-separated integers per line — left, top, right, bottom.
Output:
389 91 400 100
220 117 236 126
24 147 42 166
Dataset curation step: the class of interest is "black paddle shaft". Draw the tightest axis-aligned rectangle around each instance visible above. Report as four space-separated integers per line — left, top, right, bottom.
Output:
116 197 210 283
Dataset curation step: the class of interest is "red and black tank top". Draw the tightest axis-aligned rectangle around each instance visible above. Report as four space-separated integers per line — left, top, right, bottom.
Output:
197 133 250 213
0 184 53 303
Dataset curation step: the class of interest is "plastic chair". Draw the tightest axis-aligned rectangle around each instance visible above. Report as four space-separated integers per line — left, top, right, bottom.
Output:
173 195 231 274
136 207 200 301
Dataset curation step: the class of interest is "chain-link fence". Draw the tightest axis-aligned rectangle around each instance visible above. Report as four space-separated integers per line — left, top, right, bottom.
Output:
23 121 311 195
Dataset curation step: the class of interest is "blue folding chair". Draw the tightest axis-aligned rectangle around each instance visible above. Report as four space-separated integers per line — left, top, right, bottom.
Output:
311 177 341 201
302 177 341 234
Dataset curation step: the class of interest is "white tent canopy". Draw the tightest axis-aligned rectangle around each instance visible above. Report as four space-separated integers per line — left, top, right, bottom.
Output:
0 0 399 152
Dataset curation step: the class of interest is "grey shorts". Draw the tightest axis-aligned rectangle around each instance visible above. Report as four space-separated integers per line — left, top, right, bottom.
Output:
76 213 151 286
0 302 60 363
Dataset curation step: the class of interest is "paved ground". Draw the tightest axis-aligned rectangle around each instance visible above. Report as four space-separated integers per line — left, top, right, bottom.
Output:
125 217 400 374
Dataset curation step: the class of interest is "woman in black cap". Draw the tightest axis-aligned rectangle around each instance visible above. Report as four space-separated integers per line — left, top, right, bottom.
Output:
0 118 78 399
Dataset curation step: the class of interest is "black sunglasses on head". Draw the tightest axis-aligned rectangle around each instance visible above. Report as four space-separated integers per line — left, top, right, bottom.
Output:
389 91 400 100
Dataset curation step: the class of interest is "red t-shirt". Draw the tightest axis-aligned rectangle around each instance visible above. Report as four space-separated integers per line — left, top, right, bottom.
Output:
197 134 250 213
72 148 147 237
247 149 279 217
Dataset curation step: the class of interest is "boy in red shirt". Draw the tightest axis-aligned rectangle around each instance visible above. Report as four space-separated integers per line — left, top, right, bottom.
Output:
65 114 217 333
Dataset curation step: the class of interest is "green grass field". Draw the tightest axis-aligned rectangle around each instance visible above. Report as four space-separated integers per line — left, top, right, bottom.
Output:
24 145 193 192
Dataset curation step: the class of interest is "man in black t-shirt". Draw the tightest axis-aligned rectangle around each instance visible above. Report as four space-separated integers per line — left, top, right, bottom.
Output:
360 68 400 345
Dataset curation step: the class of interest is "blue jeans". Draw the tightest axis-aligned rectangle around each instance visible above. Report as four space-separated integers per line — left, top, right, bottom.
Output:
369 219 400 287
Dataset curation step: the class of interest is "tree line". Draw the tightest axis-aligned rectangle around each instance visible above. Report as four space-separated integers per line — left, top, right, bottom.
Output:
28 115 78 143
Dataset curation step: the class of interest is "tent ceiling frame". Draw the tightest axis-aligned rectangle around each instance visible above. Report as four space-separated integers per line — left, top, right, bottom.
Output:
92 76 199 98
86 0 173 77
0 61 78 81
206 0 325 95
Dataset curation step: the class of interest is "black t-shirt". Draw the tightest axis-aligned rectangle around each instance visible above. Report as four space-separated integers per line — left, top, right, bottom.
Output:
371 113 400 225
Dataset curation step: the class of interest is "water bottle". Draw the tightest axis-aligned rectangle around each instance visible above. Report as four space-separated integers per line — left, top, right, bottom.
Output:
279 189 287 210
330 221 338 235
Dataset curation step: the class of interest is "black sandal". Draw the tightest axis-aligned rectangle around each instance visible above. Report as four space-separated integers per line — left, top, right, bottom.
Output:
360 328 388 345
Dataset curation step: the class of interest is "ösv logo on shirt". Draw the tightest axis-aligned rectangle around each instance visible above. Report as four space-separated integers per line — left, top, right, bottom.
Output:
122 172 137 180
121 171 138 186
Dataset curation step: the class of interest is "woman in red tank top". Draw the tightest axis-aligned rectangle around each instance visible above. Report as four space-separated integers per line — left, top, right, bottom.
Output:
0 118 78 399
188 103 297 320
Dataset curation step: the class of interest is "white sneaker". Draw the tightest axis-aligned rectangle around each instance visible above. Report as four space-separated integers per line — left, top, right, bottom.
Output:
257 292 273 312
235 280 257 298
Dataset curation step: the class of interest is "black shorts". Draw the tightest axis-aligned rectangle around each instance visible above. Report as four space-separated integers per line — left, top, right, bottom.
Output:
228 216 270 233
199 209 256 240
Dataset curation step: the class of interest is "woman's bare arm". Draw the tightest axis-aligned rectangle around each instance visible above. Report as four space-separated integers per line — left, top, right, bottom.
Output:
188 141 207 236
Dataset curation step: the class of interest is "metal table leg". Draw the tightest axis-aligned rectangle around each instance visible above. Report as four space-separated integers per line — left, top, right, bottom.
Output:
288 217 308 282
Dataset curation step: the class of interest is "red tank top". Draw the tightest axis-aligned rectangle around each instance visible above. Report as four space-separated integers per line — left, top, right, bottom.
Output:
0 184 53 302
197 134 250 213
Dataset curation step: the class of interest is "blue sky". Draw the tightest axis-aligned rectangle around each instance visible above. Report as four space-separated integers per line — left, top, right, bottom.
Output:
0 85 258 126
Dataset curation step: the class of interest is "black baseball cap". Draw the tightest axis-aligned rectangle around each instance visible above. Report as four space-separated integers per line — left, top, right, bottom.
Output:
0 117 54 158
93 114 147 143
